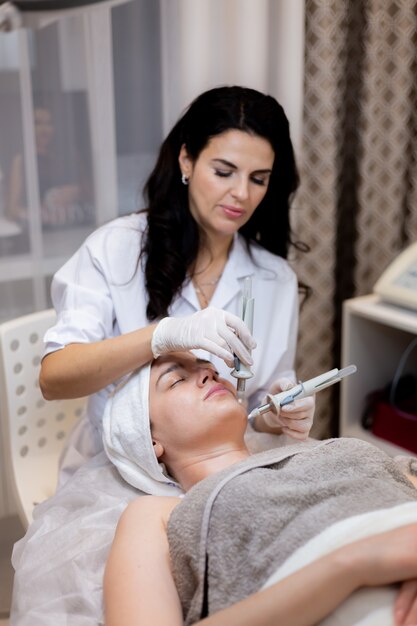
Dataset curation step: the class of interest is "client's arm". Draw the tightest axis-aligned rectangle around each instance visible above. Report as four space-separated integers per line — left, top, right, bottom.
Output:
104 498 417 626
104 496 183 626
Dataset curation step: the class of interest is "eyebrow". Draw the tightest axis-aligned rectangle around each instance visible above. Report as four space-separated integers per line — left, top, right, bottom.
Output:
211 158 272 174
155 358 213 387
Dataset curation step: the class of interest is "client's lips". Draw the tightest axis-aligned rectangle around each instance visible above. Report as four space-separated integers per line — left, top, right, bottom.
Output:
204 383 231 400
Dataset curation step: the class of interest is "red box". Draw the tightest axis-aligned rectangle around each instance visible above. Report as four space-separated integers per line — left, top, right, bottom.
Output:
371 401 417 455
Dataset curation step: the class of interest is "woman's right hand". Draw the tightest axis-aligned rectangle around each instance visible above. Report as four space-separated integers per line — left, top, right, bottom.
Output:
151 307 256 368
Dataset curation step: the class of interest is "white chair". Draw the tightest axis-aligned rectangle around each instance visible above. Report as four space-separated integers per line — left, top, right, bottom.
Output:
0 309 86 528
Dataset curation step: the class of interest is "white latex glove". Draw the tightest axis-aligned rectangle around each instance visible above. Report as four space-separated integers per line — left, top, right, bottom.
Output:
151 306 256 368
262 377 315 440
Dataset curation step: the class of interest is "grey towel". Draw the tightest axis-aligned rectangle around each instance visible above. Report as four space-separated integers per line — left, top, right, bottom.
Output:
167 438 417 625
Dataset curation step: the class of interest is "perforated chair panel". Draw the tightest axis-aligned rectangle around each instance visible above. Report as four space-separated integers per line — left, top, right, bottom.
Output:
0 309 86 528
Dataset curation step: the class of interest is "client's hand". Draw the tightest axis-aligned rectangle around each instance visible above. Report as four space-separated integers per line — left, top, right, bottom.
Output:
151 307 256 368
394 579 417 626
262 378 315 440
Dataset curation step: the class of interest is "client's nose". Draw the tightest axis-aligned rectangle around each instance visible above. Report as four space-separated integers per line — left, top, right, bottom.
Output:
197 366 217 386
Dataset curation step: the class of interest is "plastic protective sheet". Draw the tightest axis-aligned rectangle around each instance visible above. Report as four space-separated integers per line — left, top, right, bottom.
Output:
11 452 139 625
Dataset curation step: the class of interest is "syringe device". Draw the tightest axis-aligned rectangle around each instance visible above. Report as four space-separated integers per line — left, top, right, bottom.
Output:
247 364 357 420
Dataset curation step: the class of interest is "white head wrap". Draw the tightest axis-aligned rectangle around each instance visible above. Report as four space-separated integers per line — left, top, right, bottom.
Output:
102 364 183 496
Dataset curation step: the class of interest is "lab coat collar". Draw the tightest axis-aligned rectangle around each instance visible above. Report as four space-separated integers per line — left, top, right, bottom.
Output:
176 234 255 312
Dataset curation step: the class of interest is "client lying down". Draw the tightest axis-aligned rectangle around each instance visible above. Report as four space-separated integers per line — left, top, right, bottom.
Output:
103 351 417 626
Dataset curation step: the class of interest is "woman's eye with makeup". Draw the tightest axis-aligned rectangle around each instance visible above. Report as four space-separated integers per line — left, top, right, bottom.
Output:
214 169 233 178
251 175 268 186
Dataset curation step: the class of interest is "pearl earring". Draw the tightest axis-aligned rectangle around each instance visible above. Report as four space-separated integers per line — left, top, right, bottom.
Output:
181 173 189 185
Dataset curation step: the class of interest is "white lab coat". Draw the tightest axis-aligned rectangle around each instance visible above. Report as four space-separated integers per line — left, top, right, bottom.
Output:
44 212 299 480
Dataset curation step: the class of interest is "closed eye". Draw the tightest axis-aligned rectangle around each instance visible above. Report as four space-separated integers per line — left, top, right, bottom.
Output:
170 377 185 388
214 169 233 178
214 169 269 186
251 175 269 186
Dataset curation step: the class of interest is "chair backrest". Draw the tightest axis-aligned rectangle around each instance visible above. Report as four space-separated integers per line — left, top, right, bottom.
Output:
0 309 86 528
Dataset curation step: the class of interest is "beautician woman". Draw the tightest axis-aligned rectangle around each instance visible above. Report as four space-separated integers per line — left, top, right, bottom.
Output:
39 85 315 480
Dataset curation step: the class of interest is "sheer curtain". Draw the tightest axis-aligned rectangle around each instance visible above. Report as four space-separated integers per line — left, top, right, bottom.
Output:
160 0 305 154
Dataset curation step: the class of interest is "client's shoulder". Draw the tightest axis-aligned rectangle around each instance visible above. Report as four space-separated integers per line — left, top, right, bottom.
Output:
121 495 181 528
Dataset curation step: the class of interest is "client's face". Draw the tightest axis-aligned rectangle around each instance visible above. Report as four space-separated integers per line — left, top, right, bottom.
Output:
149 352 247 460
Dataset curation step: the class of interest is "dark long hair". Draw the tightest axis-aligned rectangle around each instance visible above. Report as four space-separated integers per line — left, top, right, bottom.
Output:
141 85 302 321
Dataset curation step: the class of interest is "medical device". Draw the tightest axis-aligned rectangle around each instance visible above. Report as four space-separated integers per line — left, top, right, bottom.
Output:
247 364 357 420
373 241 417 311
231 277 254 402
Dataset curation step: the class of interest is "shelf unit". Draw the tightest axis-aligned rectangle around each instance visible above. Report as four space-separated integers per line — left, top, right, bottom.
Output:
340 294 417 456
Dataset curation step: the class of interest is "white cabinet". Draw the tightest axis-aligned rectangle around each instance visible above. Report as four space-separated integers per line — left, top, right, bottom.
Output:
340 294 417 456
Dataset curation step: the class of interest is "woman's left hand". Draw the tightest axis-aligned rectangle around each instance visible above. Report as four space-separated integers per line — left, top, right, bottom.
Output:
262 378 315 440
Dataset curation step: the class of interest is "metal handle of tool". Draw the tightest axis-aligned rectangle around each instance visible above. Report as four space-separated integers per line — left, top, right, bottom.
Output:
248 364 357 419
231 277 255 401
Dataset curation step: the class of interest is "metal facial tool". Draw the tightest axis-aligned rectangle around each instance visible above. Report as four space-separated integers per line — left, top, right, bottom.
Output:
231 277 255 403
247 364 357 420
